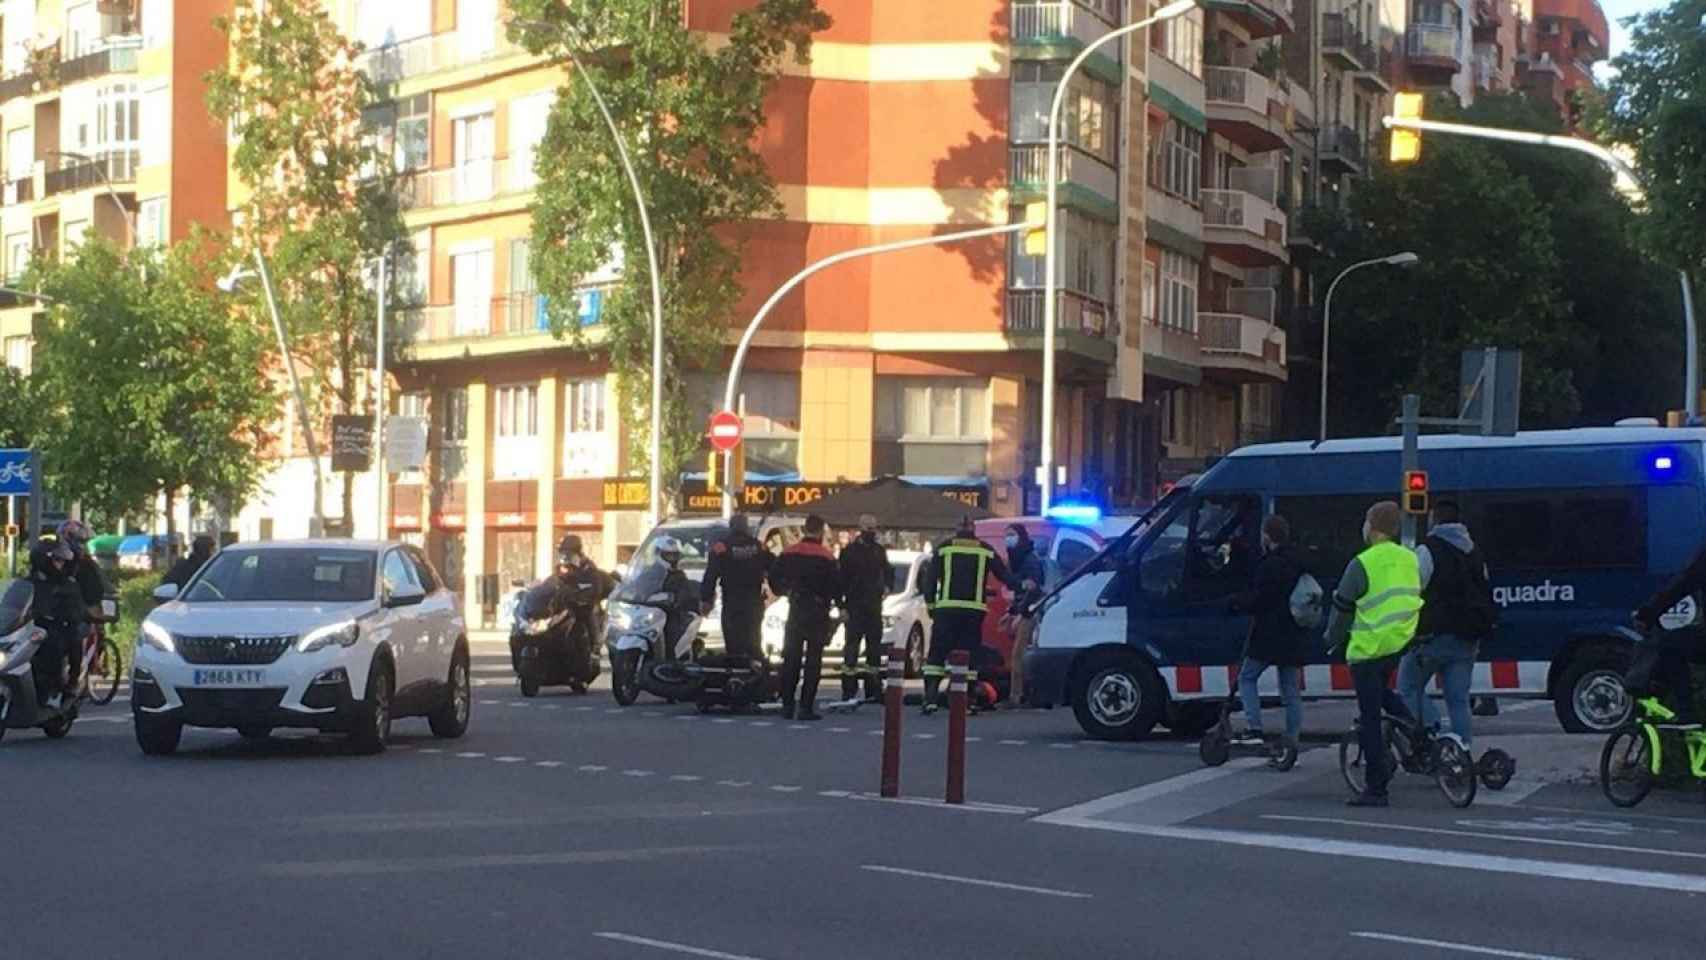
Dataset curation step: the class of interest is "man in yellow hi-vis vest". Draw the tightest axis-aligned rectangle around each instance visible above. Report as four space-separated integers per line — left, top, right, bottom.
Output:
916 517 1027 715
1324 501 1422 807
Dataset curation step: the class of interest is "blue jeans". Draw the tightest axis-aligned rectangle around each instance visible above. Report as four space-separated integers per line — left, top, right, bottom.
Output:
1238 658 1302 742
1398 634 1476 747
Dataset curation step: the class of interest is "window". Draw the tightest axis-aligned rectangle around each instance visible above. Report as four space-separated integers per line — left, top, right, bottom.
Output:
567 378 605 434
4 335 30 373
1158 7 1204 77
1272 494 1383 582
395 94 430 172
1160 388 1194 446
1159 249 1199 333
1009 208 1116 305
1555 494 1644 569
5 233 30 283
382 549 423 598
457 0 498 59
874 377 989 478
6 128 32 182
494 384 539 438
396 229 429 307
1142 260 1158 324
439 387 469 444
1056 537 1098 578
1011 65 1118 164
508 91 552 189
563 377 609 478
450 245 493 335
355 0 432 50
141 85 170 166
1473 489 1646 571
184 548 377 604
1156 121 1202 203
451 110 495 202
137 197 167 248
403 546 443 592
94 82 140 156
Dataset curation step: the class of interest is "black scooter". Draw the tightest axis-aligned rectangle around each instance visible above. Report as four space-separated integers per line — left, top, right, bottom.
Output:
0 581 79 743
511 576 605 697
1198 654 1299 771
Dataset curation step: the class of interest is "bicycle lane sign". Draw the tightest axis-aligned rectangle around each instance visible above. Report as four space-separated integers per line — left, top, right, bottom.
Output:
0 449 33 496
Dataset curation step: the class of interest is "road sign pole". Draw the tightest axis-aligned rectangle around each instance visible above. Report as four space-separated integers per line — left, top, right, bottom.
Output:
1400 394 1420 547
27 449 40 543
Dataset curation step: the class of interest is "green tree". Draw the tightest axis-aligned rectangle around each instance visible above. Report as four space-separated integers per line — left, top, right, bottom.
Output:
207 0 407 532
0 364 34 449
511 0 830 492
27 237 277 534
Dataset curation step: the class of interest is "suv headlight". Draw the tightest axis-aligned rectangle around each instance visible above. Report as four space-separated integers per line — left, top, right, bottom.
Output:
298 620 360 654
140 621 175 654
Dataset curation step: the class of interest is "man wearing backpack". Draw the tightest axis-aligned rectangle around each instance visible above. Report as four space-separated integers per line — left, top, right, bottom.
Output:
1229 515 1313 751
1398 499 1495 748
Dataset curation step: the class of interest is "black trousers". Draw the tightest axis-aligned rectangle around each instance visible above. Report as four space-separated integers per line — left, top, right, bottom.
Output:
780 615 831 710
33 619 79 700
924 608 986 701
842 604 885 700
1351 652 1415 797
721 604 762 662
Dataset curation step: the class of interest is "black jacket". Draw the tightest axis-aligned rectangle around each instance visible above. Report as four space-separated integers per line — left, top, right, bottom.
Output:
164 548 214 591
1008 541 1046 611
700 532 773 609
1231 545 1307 666
768 539 842 625
553 560 614 608
839 534 890 612
918 535 1021 610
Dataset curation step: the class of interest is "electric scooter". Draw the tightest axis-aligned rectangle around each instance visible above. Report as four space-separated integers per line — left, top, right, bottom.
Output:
1198 653 1299 771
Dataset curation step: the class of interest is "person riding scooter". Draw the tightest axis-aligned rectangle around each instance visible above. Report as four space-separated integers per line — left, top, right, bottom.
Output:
646 536 700 656
27 535 86 708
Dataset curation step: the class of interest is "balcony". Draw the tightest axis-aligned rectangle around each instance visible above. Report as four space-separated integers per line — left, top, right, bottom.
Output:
1474 0 1506 32
1199 291 1287 383
1004 289 1118 364
1473 44 1504 90
357 31 526 88
1203 0 1295 40
1008 144 1119 213
1204 68 1288 153
59 39 140 85
43 150 138 197
1320 125 1365 175
0 70 36 102
1010 1 1124 82
1322 14 1369 71
3 176 34 205
1287 206 1320 252
1202 181 1287 267
399 156 538 212
1353 44 1391 92
1407 23 1463 73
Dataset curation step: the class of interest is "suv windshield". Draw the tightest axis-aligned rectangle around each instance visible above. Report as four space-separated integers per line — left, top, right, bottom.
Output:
182 549 377 604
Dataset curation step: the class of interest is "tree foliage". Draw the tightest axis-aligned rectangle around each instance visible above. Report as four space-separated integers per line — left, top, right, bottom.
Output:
0 364 34 450
512 0 830 489
1306 93 1678 436
206 0 407 526
26 238 276 532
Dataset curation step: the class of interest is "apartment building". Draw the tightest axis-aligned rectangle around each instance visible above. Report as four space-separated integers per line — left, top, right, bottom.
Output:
1516 0 1607 126
0 0 228 377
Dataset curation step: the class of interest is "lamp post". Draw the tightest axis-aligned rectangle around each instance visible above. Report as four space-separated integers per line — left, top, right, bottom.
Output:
512 18 666 528
219 251 327 537
1319 251 1419 443
47 150 134 247
1040 0 1200 513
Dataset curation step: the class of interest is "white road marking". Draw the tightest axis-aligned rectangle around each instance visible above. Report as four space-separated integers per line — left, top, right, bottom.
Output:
911 733 936 740
1033 759 1272 827
748 721 773 728
713 718 736 725
818 790 853 798
846 794 1037 815
605 708 623 714
829 726 851 733
578 764 608 772
965 736 983 743
670 774 703 782
1262 815 1706 862
494 755 526 763
594 932 769 960
770 785 801 793
999 739 1027 746
717 780 751 788
867 729 885 736
622 769 655 777
1470 779 1549 807
1498 700 1552 714
643 711 662 717
455 751 486 758
260 847 747 879
535 761 564 768
791 724 811 730
507 702 529 708
674 715 698 721
1049 743 1076 750
575 706 596 712
418 748 443 754
478 699 500 705
1349 931 1577 959
860 865 1092 899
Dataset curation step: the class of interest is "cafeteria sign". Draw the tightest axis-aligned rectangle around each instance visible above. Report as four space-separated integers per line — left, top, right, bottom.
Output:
676 479 987 514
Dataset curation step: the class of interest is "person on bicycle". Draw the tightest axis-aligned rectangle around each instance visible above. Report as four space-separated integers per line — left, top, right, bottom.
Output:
1229 515 1306 750
1324 501 1420 807
1398 500 1495 747
1632 540 1706 722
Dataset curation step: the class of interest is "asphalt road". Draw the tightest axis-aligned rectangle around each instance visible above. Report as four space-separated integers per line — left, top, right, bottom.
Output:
9 644 1703 960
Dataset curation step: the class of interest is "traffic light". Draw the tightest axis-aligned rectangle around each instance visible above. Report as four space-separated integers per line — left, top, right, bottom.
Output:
1390 92 1424 164
707 450 723 494
1023 201 1049 256
706 446 746 495
1403 470 1429 515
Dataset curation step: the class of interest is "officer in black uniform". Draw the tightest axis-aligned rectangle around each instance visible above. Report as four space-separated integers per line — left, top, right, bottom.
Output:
917 517 1026 715
767 514 842 721
838 514 890 702
700 514 774 661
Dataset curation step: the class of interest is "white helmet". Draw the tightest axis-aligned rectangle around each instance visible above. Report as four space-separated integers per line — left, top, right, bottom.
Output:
654 535 683 566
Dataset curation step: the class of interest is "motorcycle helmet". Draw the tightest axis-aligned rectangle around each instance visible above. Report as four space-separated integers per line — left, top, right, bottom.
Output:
56 519 92 556
556 533 583 567
653 534 683 569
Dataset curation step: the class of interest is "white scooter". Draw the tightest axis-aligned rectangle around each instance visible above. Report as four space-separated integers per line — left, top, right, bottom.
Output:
604 587 703 707
0 580 79 742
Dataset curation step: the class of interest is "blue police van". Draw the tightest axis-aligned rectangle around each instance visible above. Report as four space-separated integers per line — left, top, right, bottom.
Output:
1023 425 1706 739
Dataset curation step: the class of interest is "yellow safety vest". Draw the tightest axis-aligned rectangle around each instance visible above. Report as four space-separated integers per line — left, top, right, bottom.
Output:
1347 541 1421 663
934 541 992 612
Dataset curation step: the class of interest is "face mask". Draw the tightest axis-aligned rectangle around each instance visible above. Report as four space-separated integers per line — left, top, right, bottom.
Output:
1003 534 1020 550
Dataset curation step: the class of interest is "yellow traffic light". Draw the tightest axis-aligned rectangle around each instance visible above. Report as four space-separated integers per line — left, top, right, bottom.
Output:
706 446 746 495
707 450 723 493
1023 201 1049 256
1390 92 1424 164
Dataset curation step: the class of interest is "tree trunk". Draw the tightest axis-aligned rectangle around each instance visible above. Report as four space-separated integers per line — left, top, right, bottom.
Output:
163 487 176 539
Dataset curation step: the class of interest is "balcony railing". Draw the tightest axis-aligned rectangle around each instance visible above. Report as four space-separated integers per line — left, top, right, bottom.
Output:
1408 22 1462 62
0 71 34 102
357 30 525 86
1008 144 1119 204
399 295 548 344
1225 165 1279 204
1226 286 1276 324
3 176 34 205
1322 14 1369 69
1011 1 1123 61
400 155 539 210
1323 125 1365 167
1200 312 1287 369
1005 288 1113 340
43 150 138 197
1204 67 1273 117
59 39 140 84
1201 189 1286 246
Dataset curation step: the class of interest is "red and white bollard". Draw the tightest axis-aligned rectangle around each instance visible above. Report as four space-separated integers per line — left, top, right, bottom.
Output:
880 635 904 798
945 649 969 805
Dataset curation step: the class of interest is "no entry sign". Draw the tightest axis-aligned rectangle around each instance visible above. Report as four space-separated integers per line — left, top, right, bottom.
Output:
708 410 743 452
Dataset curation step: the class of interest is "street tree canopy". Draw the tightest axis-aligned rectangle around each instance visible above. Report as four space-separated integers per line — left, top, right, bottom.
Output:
512 0 830 491
26 237 277 533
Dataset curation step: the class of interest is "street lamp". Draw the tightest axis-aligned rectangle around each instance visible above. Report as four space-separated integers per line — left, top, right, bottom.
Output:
47 150 134 248
511 18 666 529
219 250 327 537
1319 251 1419 443
1040 0 1199 513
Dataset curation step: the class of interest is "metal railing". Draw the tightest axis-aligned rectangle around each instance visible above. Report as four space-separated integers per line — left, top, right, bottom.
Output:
1225 165 1279 204
357 30 525 86
399 155 538 210
43 150 138 197
1204 67 1273 117
1005 288 1113 339
1008 144 1119 203
1201 189 1287 245
3 176 34 205
1200 312 1287 367
1322 14 1368 68
399 295 564 344
1324 125 1365 166
59 39 140 84
1010 1 1123 61
1407 22 1461 61
1227 286 1276 324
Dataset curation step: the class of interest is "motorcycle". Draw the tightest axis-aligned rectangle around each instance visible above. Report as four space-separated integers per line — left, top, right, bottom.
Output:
0 580 79 742
604 577 704 706
511 575 605 697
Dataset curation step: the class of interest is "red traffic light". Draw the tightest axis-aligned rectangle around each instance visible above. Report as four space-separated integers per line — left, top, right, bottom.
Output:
1405 470 1428 493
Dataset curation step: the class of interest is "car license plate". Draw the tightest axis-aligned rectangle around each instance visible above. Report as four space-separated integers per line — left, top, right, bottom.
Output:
192 669 266 687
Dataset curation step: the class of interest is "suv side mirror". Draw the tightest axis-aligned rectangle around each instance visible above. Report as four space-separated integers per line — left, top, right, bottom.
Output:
152 583 180 603
386 585 427 608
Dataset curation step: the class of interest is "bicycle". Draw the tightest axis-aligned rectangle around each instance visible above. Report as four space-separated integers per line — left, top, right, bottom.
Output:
1340 708 1479 808
1599 695 1706 808
79 603 122 707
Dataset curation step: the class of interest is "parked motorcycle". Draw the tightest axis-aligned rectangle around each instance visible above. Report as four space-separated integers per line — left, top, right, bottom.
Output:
604 565 704 707
510 574 605 697
0 580 79 742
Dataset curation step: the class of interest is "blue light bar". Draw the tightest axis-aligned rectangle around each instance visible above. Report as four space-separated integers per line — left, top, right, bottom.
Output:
1046 503 1102 525
1654 455 1675 472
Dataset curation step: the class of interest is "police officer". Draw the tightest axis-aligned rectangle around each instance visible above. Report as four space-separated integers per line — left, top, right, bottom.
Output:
700 514 773 661
767 514 841 721
917 517 1026 715
837 514 889 703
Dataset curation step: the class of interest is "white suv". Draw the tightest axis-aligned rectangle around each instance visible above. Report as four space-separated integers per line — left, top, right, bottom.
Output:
133 540 470 756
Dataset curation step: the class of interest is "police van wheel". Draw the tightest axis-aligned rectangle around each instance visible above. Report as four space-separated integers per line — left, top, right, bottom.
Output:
1072 655 1164 741
1555 651 1632 733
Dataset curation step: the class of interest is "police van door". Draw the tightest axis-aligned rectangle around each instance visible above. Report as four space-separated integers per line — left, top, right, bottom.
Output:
1130 492 1263 693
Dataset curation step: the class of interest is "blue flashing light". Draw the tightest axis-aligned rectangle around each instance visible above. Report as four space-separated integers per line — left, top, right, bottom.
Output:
1653 454 1676 473
1045 502 1102 526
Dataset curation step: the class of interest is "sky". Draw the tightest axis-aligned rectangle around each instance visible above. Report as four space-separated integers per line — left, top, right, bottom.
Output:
1600 0 1669 59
